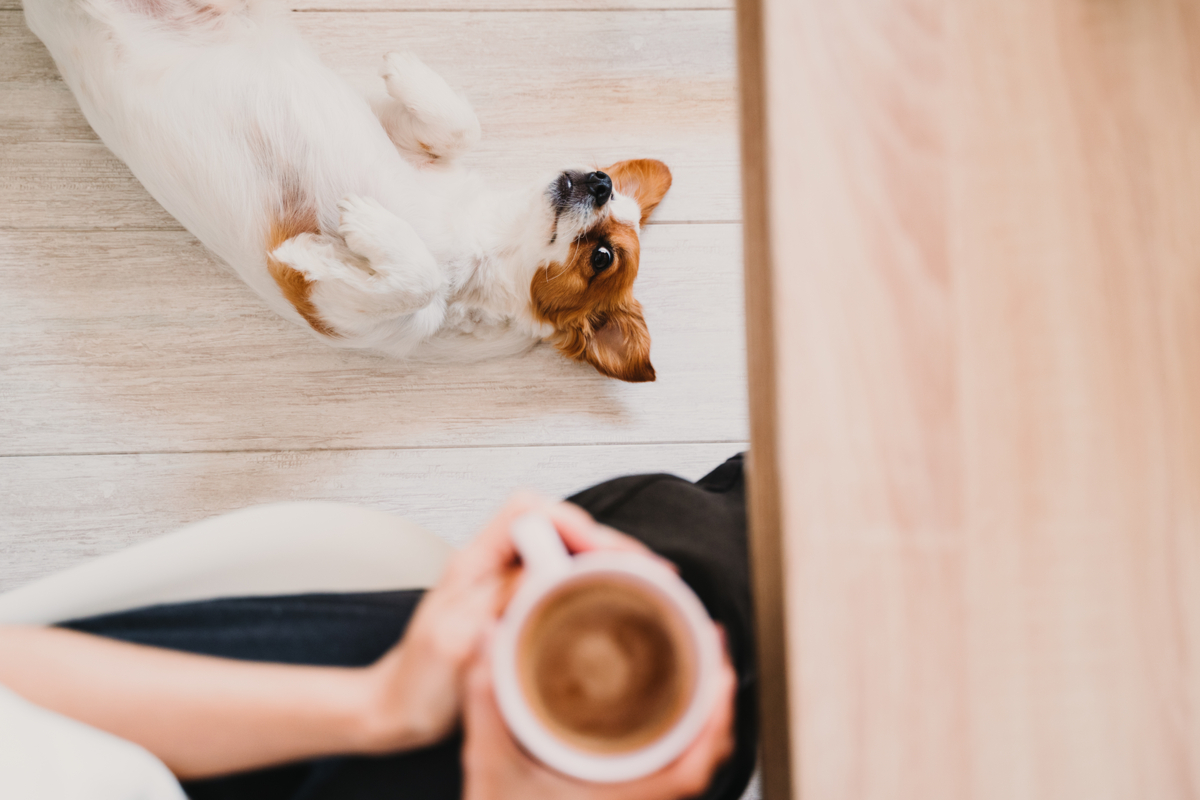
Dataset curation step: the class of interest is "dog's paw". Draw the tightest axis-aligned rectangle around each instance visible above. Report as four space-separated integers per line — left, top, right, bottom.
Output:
379 51 480 162
337 194 398 265
380 52 439 104
337 194 442 304
271 232 332 280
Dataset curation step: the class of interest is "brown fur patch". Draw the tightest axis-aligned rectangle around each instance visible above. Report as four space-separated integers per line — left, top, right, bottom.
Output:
265 199 339 338
245 125 337 338
530 217 655 382
530 159 673 381
604 159 673 226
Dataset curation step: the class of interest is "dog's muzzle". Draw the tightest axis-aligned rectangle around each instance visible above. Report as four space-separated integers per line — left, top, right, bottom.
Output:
554 170 612 215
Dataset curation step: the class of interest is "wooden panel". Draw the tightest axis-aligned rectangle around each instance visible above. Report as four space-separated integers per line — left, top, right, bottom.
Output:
0 10 740 226
733 0 788 797
764 3 963 799
0 224 747 455
0 443 744 591
953 3 1200 798
740 0 1200 798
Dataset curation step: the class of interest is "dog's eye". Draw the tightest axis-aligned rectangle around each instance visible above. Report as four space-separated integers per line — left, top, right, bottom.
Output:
591 244 614 272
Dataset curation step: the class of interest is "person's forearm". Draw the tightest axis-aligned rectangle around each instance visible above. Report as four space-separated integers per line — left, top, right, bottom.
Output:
0 625 410 779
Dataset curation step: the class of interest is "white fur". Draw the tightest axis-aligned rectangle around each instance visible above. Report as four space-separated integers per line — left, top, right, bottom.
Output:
23 0 637 362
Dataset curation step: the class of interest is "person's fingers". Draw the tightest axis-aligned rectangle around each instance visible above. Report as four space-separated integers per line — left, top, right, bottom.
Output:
462 621 737 800
462 496 661 570
453 492 550 578
462 638 540 775
463 652 505 742
562 522 680 577
659 658 738 794
595 655 736 800
492 563 525 617
548 506 674 568
452 495 679 619
556 518 649 555
540 500 600 546
715 623 728 651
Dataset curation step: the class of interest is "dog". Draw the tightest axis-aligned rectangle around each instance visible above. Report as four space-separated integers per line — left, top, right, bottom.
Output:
24 0 672 382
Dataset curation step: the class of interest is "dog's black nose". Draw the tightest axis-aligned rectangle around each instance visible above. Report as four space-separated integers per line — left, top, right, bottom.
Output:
586 171 612 207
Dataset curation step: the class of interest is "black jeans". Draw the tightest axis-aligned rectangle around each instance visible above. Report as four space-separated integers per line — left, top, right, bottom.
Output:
62 455 757 800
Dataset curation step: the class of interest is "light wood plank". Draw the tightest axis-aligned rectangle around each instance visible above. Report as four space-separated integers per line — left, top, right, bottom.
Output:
0 442 744 591
742 0 1200 798
760 4 964 799
0 223 746 455
0 9 740 226
293 1 732 10
954 3 1200 798
0 0 731 11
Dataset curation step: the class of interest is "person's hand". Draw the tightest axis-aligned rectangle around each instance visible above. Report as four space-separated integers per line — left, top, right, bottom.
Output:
460 640 737 800
357 493 657 752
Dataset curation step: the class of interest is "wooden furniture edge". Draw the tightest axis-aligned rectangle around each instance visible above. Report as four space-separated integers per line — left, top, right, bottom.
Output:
735 0 792 797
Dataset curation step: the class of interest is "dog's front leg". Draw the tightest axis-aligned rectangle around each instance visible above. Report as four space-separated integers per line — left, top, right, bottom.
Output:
376 51 481 166
270 196 442 336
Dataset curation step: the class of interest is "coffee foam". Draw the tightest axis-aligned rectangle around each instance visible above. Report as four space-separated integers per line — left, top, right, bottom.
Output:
516 574 697 754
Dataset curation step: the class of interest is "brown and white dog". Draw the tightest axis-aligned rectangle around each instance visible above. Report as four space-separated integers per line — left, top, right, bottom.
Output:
24 0 672 381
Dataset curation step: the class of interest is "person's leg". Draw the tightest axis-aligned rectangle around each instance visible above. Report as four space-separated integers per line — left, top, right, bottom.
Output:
0 502 450 626
62 591 425 667
60 590 461 800
61 453 753 800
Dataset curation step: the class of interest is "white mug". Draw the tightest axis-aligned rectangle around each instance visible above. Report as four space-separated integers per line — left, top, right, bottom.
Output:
491 513 723 783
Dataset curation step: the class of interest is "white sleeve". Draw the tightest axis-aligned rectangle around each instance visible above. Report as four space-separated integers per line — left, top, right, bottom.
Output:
0 683 187 800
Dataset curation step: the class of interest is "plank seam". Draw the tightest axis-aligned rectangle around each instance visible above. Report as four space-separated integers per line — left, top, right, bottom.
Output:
290 6 730 11
0 440 750 459
0 220 741 232
0 5 732 11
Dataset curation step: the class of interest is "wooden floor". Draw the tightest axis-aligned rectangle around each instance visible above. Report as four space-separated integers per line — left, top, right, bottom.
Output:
0 0 745 590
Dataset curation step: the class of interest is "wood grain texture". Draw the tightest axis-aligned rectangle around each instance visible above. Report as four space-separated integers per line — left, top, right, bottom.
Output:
742 0 1200 798
0 9 740 226
0 0 730 10
0 224 746 455
772 3 965 797
0 443 744 591
291 0 732 11
954 3 1200 798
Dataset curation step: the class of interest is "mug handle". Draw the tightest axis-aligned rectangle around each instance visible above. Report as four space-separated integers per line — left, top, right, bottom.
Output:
510 513 572 579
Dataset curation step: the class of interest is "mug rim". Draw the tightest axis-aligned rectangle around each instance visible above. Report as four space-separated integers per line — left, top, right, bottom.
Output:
491 550 723 784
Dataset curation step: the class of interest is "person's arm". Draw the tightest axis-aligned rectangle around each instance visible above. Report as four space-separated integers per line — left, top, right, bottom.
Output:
0 624 389 779
0 495 657 780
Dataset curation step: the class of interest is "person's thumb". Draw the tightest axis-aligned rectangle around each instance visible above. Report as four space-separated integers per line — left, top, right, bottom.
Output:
462 633 510 746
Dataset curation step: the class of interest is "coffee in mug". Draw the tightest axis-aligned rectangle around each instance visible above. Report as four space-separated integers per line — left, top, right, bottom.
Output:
492 513 721 783
517 574 698 754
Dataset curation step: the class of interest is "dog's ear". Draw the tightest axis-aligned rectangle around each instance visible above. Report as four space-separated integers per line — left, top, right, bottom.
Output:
604 159 672 226
584 301 655 382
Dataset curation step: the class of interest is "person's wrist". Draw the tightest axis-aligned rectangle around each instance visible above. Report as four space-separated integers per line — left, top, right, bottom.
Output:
317 666 391 756
354 646 444 754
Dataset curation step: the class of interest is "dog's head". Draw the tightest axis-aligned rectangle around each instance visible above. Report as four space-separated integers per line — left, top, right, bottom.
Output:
528 159 671 383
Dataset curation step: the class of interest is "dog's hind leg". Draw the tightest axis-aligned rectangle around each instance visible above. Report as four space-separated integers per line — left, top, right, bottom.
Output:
376 51 481 166
269 196 443 337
